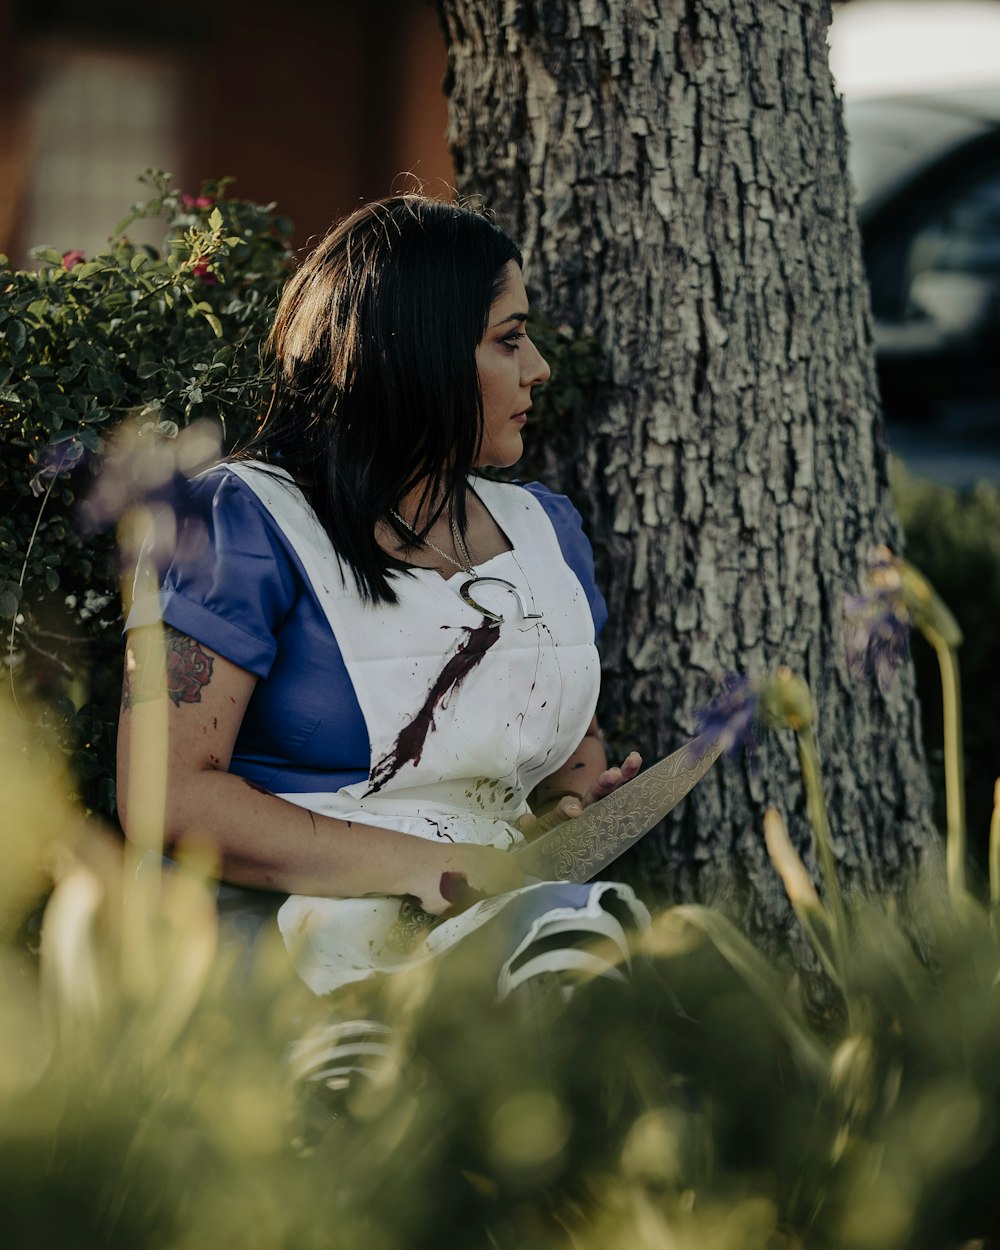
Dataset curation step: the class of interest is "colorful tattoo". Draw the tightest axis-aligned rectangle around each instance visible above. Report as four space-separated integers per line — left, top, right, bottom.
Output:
122 625 214 710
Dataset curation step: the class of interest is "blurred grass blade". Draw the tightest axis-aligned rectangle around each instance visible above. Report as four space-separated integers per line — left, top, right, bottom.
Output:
989 779 1000 916
119 615 169 997
137 861 219 1057
669 904 829 1078
922 628 967 899
851 898 929 1008
40 864 105 1050
763 808 841 986
0 693 81 939
120 613 169 856
795 725 851 997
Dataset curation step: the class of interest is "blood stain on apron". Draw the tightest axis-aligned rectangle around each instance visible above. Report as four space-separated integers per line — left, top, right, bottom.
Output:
364 618 502 795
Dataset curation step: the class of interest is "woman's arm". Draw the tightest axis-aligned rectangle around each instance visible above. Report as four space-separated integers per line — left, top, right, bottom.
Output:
521 716 642 836
116 624 522 913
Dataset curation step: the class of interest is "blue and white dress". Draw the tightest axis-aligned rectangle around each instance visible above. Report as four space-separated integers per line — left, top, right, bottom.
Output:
129 462 648 999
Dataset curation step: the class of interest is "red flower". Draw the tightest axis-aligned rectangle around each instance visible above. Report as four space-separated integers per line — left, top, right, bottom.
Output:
62 249 86 269
190 258 218 286
181 194 213 210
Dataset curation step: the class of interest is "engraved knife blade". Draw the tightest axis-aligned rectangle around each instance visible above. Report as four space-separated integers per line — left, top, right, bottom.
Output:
514 733 723 883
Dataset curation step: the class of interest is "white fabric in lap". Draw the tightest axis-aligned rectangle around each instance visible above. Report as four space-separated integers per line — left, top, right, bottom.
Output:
505 905 632 968
501 909 632 996
287 1020 394 1089
503 950 630 996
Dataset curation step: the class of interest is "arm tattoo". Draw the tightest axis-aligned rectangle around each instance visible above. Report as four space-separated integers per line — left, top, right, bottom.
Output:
122 625 215 710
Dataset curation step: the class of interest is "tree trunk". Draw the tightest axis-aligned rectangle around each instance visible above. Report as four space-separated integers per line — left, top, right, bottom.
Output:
435 0 937 942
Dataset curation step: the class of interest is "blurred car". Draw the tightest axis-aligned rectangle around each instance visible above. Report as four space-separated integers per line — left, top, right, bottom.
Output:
844 88 1000 487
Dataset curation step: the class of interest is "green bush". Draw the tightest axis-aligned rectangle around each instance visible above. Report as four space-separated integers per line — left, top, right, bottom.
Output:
892 461 1000 863
0 172 295 818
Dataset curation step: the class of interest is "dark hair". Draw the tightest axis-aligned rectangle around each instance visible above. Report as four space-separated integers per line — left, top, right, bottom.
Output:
237 194 523 604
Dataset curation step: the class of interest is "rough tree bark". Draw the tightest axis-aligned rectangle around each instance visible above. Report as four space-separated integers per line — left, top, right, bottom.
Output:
435 0 937 941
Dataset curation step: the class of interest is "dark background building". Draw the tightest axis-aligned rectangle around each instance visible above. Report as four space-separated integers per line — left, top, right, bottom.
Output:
1 0 455 263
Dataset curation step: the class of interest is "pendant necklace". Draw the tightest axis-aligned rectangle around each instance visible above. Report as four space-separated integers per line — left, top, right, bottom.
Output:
388 507 542 624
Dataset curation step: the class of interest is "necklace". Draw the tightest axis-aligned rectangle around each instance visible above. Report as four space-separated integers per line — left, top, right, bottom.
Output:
388 508 474 575
450 513 476 573
387 506 542 625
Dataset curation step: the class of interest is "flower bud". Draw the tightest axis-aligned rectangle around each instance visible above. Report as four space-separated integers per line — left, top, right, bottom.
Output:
760 666 814 731
868 545 962 649
898 561 963 649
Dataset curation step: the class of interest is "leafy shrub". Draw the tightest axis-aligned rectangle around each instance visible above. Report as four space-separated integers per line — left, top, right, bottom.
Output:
0 172 295 817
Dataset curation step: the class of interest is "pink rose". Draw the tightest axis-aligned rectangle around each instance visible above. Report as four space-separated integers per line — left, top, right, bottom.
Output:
190 258 218 286
181 194 213 210
62 249 86 270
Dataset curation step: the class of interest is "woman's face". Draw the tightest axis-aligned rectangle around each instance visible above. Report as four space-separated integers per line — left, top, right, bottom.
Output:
475 262 551 469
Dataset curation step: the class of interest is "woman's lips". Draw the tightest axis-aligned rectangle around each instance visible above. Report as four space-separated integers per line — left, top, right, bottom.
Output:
511 412 528 425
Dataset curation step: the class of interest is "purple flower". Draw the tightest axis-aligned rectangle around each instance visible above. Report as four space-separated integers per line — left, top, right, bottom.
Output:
695 674 760 757
79 417 221 576
29 438 86 497
844 587 911 693
81 418 219 532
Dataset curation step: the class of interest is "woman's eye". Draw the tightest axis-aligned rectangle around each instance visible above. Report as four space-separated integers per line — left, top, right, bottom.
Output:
501 331 526 350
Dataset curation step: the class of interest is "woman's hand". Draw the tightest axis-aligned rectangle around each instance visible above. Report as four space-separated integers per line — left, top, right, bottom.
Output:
518 750 643 838
581 751 642 807
412 842 526 916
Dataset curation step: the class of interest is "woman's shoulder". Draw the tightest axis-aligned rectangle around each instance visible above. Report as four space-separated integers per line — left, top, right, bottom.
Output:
480 477 605 635
196 460 311 578
509 479 586 531
182 460 285 511
130 462 305 655
165 460 250 522
176 462 305 548
475 476 588 544
492 479 608 636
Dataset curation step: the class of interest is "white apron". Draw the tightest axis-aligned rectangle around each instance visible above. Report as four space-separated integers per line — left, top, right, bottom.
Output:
225 463 648 996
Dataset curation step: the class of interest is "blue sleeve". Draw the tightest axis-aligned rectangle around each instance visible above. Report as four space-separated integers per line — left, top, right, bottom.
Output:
124 468 297 678
520 481 609 638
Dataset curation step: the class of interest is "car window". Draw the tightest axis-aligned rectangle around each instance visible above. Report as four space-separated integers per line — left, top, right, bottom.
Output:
906 171 1000 282
844 98 990 211
869 163 1000 343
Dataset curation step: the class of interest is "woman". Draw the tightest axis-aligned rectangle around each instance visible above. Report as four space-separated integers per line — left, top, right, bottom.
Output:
117 195 646 1004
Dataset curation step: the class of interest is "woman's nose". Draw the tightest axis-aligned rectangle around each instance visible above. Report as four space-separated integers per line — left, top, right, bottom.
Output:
524 338 551 386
